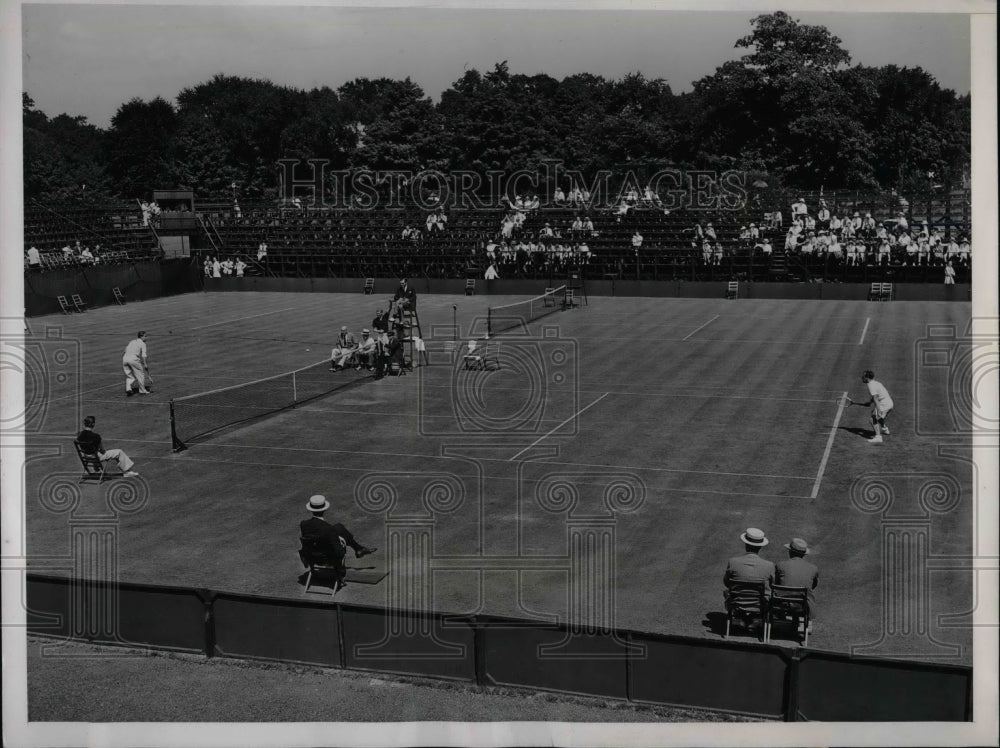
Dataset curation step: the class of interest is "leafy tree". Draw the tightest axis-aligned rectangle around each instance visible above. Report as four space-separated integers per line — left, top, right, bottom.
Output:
105 96 179 197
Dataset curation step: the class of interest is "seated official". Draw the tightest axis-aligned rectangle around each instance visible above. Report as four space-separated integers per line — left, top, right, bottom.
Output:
393 278 417 315
379 328 405 375
300 495 377 588
355 328 377 370
775 537 819 625
723 527 775 611
76 416 140 477
371 308 390 333
330 326 357 371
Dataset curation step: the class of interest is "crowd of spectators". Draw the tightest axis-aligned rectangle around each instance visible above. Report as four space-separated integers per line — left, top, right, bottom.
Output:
25 239 161 271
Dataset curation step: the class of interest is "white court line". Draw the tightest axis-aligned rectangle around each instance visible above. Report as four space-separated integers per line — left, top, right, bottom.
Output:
114 436 813 481
508 392 610 461
859 317 871 345
682 314 720 341
189 305 310 330
811 391 848 499
45 382 122 403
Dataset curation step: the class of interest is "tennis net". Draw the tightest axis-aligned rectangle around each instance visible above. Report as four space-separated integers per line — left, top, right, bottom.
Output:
169 360 370 451
487 285 567 336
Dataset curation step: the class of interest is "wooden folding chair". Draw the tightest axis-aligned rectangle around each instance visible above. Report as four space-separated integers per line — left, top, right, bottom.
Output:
465 279 476 295
724 580 768 642
112 286 126 305
71 294 87 312
765 585 811 645
363 278 375 295
543 288 556 307
57 296 73 314
298 537 345 596
726 280 739 299
73 440 122 483
463 340 499 371
880 282 894 301
867 282 881 301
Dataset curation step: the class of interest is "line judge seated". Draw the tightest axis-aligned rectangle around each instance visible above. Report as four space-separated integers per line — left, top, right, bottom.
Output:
723 527 775 611
76 416 140 478
392 277 416 317
330 326 357 371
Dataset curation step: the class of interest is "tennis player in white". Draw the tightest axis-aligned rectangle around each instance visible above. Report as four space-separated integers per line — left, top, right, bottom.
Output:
848 369 893 444
122 331 150 396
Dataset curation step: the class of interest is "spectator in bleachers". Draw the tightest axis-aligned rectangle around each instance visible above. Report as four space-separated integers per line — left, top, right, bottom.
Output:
643 185 661 205
775 537 819 629
739 225 750 241
723 527 775 611
80 246 95 264
705 222 717 242
756 237 773 256
701 240 713 265
877 238 891 265
425 213 438 232
804 214 816 233
840 215 854 239
553 186 566 204
713 242 724 266
570 215 583 234
784 226 800 252
203 257 212 277
539 222 554 239
578 241 591 264
827 233 842 260
895 212 908 233
958 237 971 265
632 230 643 249
222 257 234 276
62 243 74 259
769 210 783 229
27 245 41 269
851 212 862 233
829 213 842 236
791 197 808 222
330 326 358 371
816 200 830 230
749 223 760 241
485 262 499 280
860 212 876 237
944 260 955 284
917 239 931 266
235 257 247 277
212 257 222 278
257 241 268 261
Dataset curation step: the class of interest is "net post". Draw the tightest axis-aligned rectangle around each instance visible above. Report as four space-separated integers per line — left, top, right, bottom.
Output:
487 309 493 338
292 370 298 405
169 400 187 452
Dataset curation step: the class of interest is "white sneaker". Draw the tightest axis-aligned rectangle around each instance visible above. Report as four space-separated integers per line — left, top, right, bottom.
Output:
882 426 890 435
124 471 139 477
868 436 883 444
138 389 150 395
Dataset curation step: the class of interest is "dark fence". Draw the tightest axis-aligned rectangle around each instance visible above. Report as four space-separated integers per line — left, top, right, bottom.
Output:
25 259 203 316
206 276 970 302
25 573 971 721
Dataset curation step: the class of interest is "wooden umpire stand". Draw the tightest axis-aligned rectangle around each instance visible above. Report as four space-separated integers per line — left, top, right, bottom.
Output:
566 268 588 307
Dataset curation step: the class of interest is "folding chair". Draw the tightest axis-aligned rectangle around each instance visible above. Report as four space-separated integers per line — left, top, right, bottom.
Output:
543 288 556 307
71 294 87 312
57 295 73 314
867 282 881 301
298 537 345 596
73 440 122 483
363 278 375 295
463 340 499 371
112 286 126 305
765 585 811 645
465 279 476 295
880 282 894 301
724 580 768 642
564 289 576 308
726 280 739 299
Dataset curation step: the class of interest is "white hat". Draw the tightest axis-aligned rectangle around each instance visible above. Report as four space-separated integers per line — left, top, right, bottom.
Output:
306 495 330 512
740 527 769 547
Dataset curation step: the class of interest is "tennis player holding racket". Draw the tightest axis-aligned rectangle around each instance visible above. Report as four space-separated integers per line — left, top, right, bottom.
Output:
846 369 894 444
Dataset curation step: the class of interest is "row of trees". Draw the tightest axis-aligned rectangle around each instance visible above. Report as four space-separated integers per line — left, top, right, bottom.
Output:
24 12 969 202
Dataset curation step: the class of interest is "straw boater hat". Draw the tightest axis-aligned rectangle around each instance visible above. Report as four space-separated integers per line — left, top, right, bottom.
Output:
307 495 330 512
740 527 769 547
784 538 809 554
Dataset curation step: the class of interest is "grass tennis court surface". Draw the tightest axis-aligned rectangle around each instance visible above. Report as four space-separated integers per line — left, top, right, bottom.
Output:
24 291 974 663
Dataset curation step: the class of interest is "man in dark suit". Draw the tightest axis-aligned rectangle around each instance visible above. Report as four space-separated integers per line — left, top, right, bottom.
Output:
392 278 416 316
776 537 819 626
300 495 377 589
723 527 775 611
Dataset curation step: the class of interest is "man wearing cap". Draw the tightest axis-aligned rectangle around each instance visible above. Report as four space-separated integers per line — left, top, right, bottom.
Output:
776 537 819 624
723 527 775 610
300 495 377 588
791 197 808 222
330 326 357 371
378 328 405 377
355 329 377 370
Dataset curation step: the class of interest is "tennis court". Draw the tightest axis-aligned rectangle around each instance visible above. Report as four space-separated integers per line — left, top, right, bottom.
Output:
23 290 974 662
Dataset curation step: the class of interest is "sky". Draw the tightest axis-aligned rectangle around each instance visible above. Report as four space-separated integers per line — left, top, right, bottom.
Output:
20 4 972 129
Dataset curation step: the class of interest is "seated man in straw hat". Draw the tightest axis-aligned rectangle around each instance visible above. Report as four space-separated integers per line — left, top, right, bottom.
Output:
776 537 819 628
300 495 377 587
723 527 775 611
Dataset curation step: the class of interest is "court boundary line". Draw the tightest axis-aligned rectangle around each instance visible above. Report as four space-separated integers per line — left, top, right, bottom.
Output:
189 303 324 330
682 315 720 341
811 391 848 499
859 317 871 345
112 436 814 482
515 391 606 461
